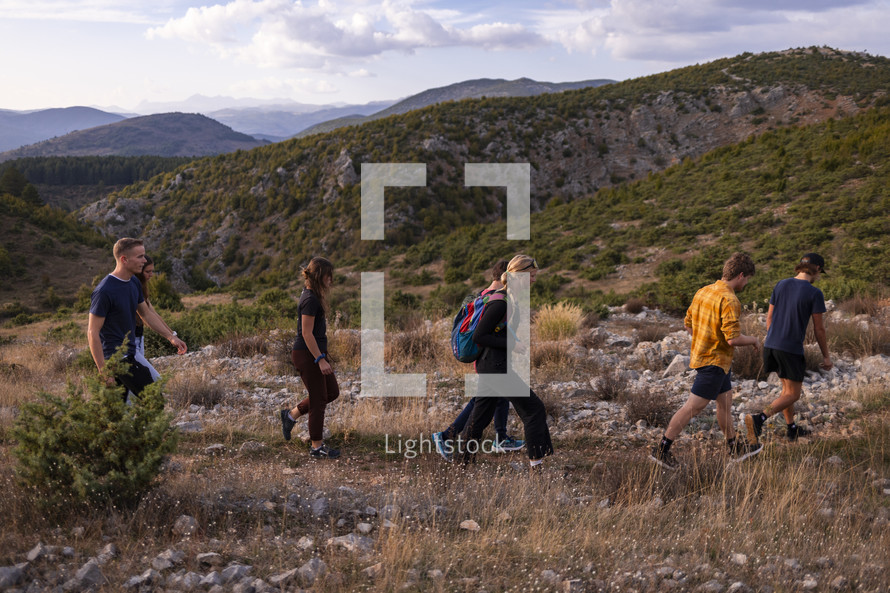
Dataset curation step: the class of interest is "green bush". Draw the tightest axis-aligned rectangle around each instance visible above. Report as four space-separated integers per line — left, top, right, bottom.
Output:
11 350 177 507
150 273 185 311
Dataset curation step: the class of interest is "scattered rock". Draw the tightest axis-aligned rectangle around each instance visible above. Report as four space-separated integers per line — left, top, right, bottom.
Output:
197 552 226 568
297 557 327 585
205 443 227 455
123 568 162 590
221 564 253 584
326 533 373 554
362 562 384 579
830 576 849 590
0 566 26 589
66 559 107 590
460 519 481 532
151 548 185 572
172 515 199 537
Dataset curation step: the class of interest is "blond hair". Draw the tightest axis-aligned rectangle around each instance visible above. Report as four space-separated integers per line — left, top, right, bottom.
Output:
113 238 143 260
501 254 537 285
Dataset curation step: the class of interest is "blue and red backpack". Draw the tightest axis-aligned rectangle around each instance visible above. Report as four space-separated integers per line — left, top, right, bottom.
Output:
450 290 505 363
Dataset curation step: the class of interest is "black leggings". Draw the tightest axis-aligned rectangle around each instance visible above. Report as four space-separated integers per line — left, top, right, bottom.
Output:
461 374 552 462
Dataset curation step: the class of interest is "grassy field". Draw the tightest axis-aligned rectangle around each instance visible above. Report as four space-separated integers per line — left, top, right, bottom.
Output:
0 303 888 592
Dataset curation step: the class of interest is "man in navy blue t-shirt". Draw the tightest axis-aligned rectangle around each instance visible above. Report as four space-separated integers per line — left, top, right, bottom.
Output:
745 253 832 443
88 238 187 400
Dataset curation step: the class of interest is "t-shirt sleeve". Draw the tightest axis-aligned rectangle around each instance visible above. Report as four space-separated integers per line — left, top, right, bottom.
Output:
813 288 827 315
300 293 321 318
90 289 110 317
720 296 741 341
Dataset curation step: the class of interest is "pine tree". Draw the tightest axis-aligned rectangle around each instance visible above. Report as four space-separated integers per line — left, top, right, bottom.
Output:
11 347 178 508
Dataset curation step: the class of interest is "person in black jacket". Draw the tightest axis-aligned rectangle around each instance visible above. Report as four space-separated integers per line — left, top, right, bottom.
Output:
460 254 553 470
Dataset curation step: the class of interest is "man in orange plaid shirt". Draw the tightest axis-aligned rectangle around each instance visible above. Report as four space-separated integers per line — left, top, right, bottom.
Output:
650 253 763 470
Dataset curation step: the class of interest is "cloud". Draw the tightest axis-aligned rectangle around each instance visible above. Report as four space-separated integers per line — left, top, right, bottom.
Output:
147 0 546 71
229 76 338 96
0 0 154 23
536 0 888 63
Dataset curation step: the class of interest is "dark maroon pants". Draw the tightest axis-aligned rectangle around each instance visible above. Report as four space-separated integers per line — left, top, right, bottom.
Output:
291 349 340 441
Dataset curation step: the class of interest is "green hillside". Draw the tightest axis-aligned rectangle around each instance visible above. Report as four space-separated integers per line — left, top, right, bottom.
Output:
418 105 890 312
77 47 890 299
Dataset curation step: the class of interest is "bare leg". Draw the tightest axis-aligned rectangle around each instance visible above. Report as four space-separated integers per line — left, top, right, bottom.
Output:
765 379 803 423
664 393 711 441
714 389 735 440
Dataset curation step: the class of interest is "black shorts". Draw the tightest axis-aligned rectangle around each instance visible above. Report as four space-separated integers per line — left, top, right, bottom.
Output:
690 366 732 401
763 348 806 383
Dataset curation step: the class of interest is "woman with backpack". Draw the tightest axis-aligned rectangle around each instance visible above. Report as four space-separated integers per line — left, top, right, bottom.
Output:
460 254 553 471
432 259 525 461
279 257 341 459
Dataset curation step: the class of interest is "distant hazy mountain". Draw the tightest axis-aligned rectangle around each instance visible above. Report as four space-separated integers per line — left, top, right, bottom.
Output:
297 77 615 137
0 113 267 161
207 101 395 142
0 106 126 152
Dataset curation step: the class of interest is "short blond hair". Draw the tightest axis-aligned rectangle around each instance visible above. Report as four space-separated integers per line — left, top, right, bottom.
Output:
113 238 143 260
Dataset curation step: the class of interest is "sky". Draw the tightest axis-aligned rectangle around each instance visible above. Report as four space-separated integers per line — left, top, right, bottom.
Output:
1 0 889 113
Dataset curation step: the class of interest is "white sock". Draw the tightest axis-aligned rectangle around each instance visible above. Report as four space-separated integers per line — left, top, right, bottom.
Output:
529 459 543 467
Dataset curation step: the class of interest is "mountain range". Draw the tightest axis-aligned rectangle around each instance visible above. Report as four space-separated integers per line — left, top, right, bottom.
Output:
0 113 267 161
0 77 616 155
3 47 890 311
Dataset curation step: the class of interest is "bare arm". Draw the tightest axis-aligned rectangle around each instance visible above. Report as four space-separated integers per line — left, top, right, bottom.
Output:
87 313 107 373
765 303 775 332
812 312 832 370
728 334 759 352
139 299 173 335
301 314 332 375
136 301 187 354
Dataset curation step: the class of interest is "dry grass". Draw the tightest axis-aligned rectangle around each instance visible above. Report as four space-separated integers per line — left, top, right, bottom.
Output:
823 316 890 358
619 386 674 428
534 302 584 341
1 312 889 592
165 366 232 409
837 294 882 317
2 416 888 592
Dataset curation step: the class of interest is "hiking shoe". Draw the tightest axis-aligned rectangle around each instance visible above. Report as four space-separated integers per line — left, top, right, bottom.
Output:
280 409 296 441
728 439 763 463
432 431 453 462
648 446 679 470
309 444 340 459
787 424 812 441
494 435 525 452
744 413 764 445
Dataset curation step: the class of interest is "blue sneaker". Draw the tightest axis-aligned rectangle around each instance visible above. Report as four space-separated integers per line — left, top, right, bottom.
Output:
494 435 525 452
432 432 452 461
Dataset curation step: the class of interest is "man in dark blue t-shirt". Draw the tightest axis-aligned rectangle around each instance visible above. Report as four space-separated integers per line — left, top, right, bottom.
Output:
745 253 832 443
88 238 187 400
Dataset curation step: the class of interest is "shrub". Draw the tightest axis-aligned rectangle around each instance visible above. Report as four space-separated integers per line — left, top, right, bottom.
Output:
11 350 177 507
619 386 674 428
44 321 85 343
214 332 269 358
731 343 766 380
837 294 881 317
150 273 184 311
625 297 646 314
166 369 228 409
591 368 630 401
534 302 584 341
